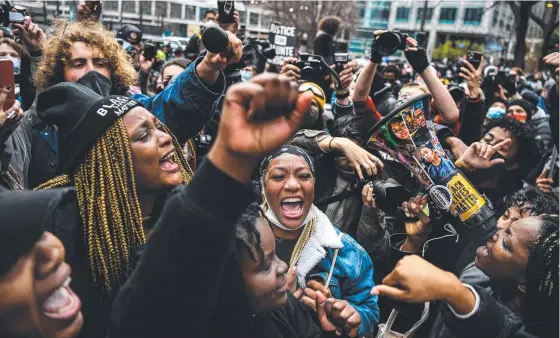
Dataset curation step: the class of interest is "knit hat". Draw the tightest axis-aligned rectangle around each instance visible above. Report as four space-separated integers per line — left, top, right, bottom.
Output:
507 99 535 123
0 186 74 276
520 89 539 108
36 72 141 173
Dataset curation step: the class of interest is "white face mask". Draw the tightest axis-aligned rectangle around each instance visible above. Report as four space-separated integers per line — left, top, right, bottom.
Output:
2 56 20 75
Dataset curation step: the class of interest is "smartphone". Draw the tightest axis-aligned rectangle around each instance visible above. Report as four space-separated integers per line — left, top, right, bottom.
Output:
414 32 427 49
548 148 558 179
0 60 15 111
217 0 235 24
143 42 156 61
466 51 482 70
334 53 349 74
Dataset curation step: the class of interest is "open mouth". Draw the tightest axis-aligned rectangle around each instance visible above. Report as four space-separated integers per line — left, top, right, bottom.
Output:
159 149 179 173
42 277 82 320
280 197 304 219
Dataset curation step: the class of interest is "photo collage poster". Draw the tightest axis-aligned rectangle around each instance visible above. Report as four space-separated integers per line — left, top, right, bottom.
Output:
367 96 456 188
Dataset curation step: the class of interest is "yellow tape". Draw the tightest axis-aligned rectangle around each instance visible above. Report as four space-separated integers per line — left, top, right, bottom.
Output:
446 173 486 222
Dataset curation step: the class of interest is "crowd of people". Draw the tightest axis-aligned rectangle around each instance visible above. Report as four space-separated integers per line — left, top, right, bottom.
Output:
0 2 558 338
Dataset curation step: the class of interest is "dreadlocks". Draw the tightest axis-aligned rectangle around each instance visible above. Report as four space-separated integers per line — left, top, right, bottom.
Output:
524 214 559 336
235 203 265 263
37 119 193 298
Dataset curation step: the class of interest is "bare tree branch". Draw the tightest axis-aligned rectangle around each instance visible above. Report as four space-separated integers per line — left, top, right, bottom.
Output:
529 11 546 28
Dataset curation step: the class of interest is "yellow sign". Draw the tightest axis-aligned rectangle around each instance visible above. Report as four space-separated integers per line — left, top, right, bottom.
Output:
446 173 486 222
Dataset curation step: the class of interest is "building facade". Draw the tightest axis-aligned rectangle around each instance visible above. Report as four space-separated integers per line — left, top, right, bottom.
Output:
350 1 392 57
16 0 271 39
386 0 516 62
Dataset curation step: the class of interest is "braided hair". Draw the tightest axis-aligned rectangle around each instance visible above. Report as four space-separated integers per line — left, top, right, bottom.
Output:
524 214 559 336
235 203 265 263
37 119 193 298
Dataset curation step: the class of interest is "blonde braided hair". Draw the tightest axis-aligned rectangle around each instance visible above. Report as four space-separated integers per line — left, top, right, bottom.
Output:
37 119 193 298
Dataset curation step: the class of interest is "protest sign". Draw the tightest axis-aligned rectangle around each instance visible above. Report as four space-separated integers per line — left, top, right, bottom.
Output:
268 22 297 66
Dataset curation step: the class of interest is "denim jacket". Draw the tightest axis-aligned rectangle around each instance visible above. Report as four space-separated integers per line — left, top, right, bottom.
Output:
131 56 226 144
296 207 379 336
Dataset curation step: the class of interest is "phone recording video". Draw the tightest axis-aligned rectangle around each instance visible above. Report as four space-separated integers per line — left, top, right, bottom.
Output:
217 0 235 24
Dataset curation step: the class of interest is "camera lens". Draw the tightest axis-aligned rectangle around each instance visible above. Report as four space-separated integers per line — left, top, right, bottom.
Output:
242 45 259 67
301 65 315 80
376 32 402 56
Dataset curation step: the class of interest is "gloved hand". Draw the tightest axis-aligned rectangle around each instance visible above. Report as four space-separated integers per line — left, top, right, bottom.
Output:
405 47 430 74
370 40 383 64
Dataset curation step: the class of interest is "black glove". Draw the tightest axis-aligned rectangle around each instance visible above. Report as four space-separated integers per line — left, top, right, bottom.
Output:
370 39 383 64
405 47 430 74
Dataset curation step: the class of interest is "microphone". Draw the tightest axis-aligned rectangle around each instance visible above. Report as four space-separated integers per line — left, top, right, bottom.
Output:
202 26 230 55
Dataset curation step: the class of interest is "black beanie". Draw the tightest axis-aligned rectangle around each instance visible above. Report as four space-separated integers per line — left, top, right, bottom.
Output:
0 186 74 276
508 99 534 123
37 73 141 173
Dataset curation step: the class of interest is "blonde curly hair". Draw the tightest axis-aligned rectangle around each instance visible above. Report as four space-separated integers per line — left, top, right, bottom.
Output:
36 20 134 95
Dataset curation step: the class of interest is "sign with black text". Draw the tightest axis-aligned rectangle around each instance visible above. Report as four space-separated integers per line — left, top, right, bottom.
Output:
268 22 297 66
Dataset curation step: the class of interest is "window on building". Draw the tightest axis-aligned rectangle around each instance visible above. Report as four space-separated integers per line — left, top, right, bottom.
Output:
249 12 259 26
104 1 118 11
439 7 457 24
170 3 181 19
122 1 136 13
185 5 196 20
199 7 218 21
239 10 247 25
155 1 168 17
416 7 433 23
463 7 483 25
261 14 273 28
396 7 410 23
140 1 152 15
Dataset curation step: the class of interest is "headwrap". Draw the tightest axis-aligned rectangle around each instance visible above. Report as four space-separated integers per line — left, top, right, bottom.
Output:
260 145 315 177
260 145 315 232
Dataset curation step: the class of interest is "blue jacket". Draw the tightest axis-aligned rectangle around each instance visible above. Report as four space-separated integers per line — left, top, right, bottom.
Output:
307 228 380 335
131 57 225 144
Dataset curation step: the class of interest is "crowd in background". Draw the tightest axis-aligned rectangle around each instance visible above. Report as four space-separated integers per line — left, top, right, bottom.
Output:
0 1 558 338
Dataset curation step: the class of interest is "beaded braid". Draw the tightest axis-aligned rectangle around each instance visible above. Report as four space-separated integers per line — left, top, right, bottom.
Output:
36 119 193 299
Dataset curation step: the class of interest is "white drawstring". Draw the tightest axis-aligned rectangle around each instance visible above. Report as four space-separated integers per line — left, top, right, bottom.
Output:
421 223 459 257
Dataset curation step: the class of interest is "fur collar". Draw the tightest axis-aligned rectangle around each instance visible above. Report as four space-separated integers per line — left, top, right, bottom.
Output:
294 206 344 288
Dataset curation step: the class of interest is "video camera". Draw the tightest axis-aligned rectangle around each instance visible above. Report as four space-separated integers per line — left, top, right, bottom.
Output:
482 68 517 97
0 1 25 26
316 175 409 213
372 30 408 56
246 37 276 61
